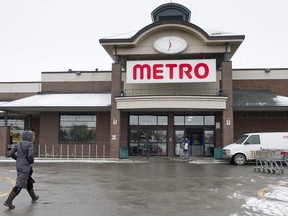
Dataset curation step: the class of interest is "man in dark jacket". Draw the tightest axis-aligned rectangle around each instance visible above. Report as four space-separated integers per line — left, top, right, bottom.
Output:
4 130 39 209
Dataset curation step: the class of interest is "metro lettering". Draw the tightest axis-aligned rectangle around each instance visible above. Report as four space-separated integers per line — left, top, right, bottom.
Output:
133 64 151 80
179 63 192 79
132 62 210 81
194 63 209 79
153 64 164 79
166 64 177 79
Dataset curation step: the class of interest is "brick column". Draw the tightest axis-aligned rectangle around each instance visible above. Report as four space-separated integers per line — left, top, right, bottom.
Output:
221 61 234 146
110 63 122 158
0 126 10 157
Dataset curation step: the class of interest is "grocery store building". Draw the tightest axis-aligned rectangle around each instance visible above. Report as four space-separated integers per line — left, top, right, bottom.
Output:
1 2 288 159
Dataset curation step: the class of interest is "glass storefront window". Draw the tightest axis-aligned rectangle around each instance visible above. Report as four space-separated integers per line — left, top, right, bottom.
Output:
129 143 138 156
148 130 158 142
174 115 214 126
139 115 157 125
185 116 203 125
59 114 96 144
129 115 138 125
128 128 167 156
158 130 167 142
174 116 184 125
204 130 214 156
158 143 167 155
138 143 146 156
158 116 168 125
175 130 184 156
205 116 215 125
138 130 147 142
130 115 167 126
129 130 139 142
0 119 25 143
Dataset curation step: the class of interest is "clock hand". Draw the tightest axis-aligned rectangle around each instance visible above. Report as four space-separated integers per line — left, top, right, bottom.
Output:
168 40 172 51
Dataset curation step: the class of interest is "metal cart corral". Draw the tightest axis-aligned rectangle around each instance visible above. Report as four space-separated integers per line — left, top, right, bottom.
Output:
253 149 288 174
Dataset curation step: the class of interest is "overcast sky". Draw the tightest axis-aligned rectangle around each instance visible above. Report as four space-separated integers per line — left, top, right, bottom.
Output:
0 0 287 82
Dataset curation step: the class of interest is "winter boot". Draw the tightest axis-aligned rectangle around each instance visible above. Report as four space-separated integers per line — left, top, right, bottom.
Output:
28 189 39 203
3 190 18 209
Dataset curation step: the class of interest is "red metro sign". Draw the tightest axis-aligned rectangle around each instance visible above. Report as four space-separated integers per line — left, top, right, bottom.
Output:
126 59 216 83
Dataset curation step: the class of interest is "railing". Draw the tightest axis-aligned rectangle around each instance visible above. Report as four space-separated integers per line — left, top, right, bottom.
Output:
123 88 223 97
36 143 108 159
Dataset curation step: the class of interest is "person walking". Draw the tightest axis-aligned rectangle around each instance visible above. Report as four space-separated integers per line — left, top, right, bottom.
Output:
4 130 39 209
182 137 190 159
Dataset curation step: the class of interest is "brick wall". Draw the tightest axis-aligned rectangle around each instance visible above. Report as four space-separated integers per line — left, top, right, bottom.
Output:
221 61 234 146
0 93 36 101
110 63 123 158
38 111 110 158
234 111 288 140
41 81 111 92
0 126 9 157
233 80 288 96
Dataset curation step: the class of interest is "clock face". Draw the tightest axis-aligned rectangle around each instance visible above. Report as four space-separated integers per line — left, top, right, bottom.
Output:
153 36 187 54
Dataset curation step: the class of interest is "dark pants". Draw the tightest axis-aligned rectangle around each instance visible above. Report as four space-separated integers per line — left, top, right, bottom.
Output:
27 168 35 191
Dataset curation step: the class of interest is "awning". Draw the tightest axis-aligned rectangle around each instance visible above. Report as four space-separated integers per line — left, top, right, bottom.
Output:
0 93 111 112
233 90 288 111
116 95 228 111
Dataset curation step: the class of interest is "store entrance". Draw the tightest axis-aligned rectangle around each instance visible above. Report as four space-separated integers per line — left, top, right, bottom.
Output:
184 128 204 156
129 128 168 157
139 129 158 156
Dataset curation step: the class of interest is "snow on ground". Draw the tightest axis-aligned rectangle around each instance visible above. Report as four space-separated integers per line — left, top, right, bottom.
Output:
230 181 288 216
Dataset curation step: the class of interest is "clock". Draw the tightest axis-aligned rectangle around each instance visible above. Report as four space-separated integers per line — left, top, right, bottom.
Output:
153 36 187 54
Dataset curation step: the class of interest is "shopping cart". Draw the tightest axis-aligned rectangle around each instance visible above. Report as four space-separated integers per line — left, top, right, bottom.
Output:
253 149 288 174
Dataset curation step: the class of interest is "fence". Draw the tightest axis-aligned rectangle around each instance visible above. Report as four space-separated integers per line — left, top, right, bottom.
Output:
36 143 108 159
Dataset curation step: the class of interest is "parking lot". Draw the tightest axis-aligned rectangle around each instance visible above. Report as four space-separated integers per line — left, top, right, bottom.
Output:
0 158 288 216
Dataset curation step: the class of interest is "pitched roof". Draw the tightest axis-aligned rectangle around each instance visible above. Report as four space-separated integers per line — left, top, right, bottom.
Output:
0 93 111 112
233 90 288 111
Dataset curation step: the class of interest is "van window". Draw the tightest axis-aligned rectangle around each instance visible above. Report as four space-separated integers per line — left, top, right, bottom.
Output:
235 135 249 144
244 135 260 145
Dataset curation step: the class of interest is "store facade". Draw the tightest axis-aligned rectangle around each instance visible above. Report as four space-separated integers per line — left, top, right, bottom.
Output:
1 3 288 159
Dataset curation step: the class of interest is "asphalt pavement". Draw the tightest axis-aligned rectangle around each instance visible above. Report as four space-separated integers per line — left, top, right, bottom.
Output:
0 157 288 216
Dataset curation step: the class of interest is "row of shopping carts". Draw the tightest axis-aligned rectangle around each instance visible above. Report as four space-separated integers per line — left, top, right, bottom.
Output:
253 149 288 174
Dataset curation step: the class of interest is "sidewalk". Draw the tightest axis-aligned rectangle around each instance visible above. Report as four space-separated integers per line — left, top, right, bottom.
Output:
0 156 227 164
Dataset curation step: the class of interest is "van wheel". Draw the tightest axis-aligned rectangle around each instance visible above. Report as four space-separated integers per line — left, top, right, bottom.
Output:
233 154 246 165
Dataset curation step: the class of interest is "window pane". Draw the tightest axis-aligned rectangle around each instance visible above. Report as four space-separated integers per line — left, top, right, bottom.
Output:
139 116 157 125
245 135 260 145
158 116 168 125
205 116 215 125
175 130 184 143
205 130 214 156
148 130 158 142
129 143 138 156
158 143 167 155
174 116 184 125
1 119 25 143
60 115 96 144
185 116 203 125
175 130 184 156
129 130 139 142
158 130 167 142
129 115 138 125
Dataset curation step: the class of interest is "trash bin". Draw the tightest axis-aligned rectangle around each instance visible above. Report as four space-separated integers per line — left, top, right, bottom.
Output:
119 147 128 159
214 148 223 160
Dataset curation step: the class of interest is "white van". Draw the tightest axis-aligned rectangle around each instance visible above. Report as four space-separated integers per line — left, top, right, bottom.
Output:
222 132 288 165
